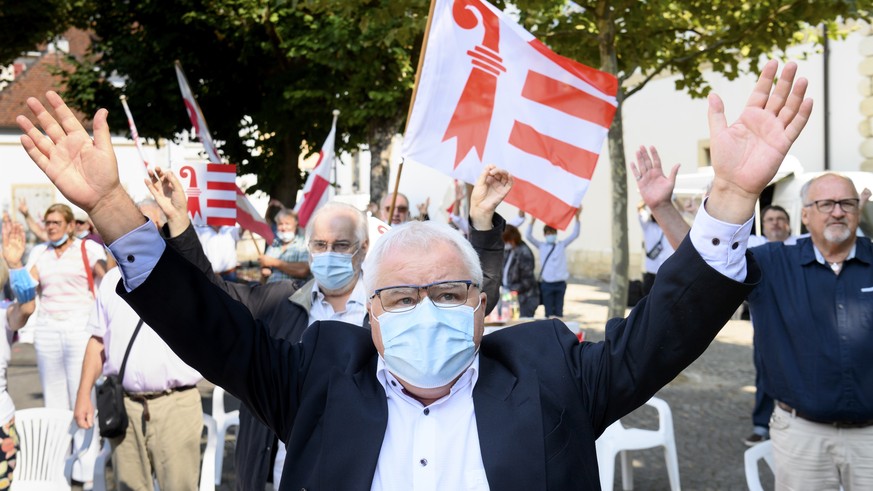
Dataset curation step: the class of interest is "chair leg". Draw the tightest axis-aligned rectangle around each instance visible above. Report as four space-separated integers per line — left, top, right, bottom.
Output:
215 426 226 485
663 442 681 491
599 451 616 491
620 450 634 490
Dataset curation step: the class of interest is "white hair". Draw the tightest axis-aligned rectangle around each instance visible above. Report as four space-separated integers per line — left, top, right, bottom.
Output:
304 201 368 244
362 220 483 296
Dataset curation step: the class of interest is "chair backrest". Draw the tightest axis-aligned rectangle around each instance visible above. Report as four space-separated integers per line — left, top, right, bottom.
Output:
12 407 93 491
744 440 774 491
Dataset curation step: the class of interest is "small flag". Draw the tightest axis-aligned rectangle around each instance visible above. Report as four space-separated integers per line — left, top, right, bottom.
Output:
294 110 339 229
119 95 150 172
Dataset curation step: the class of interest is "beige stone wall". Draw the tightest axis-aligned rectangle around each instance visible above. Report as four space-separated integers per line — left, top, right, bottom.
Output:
859 22 873 171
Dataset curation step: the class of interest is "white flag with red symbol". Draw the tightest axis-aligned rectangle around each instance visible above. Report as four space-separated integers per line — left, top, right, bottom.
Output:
402 0 618 230
294 111 339 229
174 163 237 227
175 61 275 242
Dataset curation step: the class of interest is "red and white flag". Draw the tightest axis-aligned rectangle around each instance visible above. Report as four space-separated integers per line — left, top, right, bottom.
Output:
119 95 150 172
175 61 275 242
175 162 237 227
294 110 339 229
402 0 618 230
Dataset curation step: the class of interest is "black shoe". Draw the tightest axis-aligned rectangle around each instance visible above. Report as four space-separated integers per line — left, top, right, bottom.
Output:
743 433 768 446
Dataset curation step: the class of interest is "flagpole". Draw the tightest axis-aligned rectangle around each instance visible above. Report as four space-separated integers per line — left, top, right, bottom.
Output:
119 94 150 172
330 109 340 200
403 0 438 135
387 158 405 220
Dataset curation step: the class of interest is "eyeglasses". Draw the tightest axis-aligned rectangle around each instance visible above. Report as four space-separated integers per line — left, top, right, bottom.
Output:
803 199 860 214
44 220 65 227
308 240 358 254
763 216 788 224
370 280 479 313
383 206 408 213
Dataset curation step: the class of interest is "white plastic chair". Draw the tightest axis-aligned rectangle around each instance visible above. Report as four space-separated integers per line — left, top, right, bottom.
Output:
744 439 774 491
211 386 239 484
91 413 217 491
595 397 680 491
12 407 94 491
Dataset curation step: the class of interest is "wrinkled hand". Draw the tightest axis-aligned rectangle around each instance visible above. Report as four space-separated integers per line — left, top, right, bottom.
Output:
2 217 26 268
145 167 190 237
73 393 95 429
630 146 680 211
17 91 125 214
469 164 512 230
707 61 813 222
17 198 28 217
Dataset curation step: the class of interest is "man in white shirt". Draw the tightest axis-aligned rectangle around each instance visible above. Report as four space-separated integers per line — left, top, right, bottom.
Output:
18 60 811 490
73 200 203 491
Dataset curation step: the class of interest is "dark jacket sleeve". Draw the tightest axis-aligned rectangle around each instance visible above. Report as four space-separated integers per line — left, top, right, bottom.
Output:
469 213 505 315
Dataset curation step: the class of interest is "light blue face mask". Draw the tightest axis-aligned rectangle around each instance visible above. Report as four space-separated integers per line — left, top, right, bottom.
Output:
545 234 557 244
51 235 69 247
277 231 296 244
377 297 481 389
310 252 356 291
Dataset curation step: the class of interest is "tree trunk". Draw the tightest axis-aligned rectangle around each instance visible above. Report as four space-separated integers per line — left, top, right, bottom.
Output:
269 134 302 208
368 127 393 206
597 2 629 320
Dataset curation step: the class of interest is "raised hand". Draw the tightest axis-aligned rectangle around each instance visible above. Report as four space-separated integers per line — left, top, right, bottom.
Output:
17 92 140 243
469 164 513 230
2 218 26 268
630 146 681 211
17 198 28 217
707 61 813 223
145 167 190 237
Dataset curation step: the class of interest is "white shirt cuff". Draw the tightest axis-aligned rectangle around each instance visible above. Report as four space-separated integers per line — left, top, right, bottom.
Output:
107 220 166 291
689 200 753 282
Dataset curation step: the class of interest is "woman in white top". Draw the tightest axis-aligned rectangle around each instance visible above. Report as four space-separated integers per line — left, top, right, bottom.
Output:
5 203 105 484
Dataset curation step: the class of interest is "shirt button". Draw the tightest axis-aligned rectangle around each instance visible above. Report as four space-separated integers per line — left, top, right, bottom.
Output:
127 254 135 263
731 242 739 250
390 381 397 387
420 458 428 466
711 238 720 246
423 408 430 416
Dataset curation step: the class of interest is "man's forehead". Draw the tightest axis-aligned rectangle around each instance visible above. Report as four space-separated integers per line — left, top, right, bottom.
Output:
375 241 468 285
311 214 356 240
809 176 856 198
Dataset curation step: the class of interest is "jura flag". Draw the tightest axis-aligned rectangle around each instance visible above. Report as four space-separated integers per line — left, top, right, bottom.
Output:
295 110 339 229
402 0 618 230
175 163 237 227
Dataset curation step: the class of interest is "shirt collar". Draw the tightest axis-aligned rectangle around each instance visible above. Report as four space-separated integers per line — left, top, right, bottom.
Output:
376 354 480 406
812 242 858 266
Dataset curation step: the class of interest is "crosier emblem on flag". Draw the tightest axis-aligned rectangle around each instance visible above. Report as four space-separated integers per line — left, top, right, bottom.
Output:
403 0 618 230
294 110 339 229
174 61 275 242
177 163 237 227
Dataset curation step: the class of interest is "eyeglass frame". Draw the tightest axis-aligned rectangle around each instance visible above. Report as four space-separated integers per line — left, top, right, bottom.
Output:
369 279 480 313
803 198 860 214
308 240 359 254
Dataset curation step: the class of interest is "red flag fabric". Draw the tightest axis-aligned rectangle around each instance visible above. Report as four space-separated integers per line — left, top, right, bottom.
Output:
174 61 275 242
119 95 150 172
294 111 338 229
402 0 618 230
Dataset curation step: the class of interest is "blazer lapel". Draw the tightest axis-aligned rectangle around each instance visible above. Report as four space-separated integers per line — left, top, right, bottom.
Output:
320 360 388 490
474 355 546 489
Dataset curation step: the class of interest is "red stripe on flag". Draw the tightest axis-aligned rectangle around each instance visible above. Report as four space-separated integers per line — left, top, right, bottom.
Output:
207 164 236 173
508 121 599 180
522 71 616 128
296 176 331 229
528 39 618 96
207 216 236 227
207 181 237 191
207 199 237 209
504 177 577 230
235 187 275 242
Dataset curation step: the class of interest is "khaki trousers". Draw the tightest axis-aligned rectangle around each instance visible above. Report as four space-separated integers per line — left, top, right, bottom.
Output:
771 405 873 491
110 388 203 491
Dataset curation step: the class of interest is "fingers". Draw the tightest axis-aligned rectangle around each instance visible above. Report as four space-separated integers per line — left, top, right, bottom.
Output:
777 77 809 132
648 146 662 170
667 163 681 184
45 91 88 137
91 108 112 152
16 115 53 167
763 62 797 115
745 60 779 109
707 93 727 139
25 96 67 146
783 97 814 145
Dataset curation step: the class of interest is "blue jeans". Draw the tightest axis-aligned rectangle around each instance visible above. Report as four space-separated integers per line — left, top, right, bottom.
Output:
539 281 567 317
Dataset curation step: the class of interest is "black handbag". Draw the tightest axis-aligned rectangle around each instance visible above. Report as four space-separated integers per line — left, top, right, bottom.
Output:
96 319 143 438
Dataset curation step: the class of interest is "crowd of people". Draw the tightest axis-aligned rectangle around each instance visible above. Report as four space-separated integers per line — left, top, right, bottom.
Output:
0 60 868 491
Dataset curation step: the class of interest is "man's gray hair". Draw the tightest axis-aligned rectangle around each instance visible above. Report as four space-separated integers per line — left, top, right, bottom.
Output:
304 201 368 244
362 220 483 296
800 173 857 203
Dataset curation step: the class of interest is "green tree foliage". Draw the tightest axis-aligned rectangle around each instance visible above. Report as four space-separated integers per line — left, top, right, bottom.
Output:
0 0 80 65
513 0 873 318
61 0 427 206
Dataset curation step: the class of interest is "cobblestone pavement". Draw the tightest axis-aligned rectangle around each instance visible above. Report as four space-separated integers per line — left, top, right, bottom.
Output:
9 277 768 490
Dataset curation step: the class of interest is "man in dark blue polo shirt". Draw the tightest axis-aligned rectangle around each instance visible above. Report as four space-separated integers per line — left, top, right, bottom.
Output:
747 173 873 489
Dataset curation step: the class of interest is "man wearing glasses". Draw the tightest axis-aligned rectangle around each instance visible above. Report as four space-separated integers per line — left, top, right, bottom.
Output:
746 173 873 489
18 59 810 489
379 192 411 225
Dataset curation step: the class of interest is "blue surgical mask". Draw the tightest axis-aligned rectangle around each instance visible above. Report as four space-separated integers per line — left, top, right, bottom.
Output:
277 231 296 243
376 298 480 389
545 235 557 244
311 252 356 291
75 230 89 240
51 235 69 247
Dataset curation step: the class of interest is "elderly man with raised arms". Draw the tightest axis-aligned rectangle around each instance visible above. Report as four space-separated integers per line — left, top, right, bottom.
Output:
16 60 810 489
